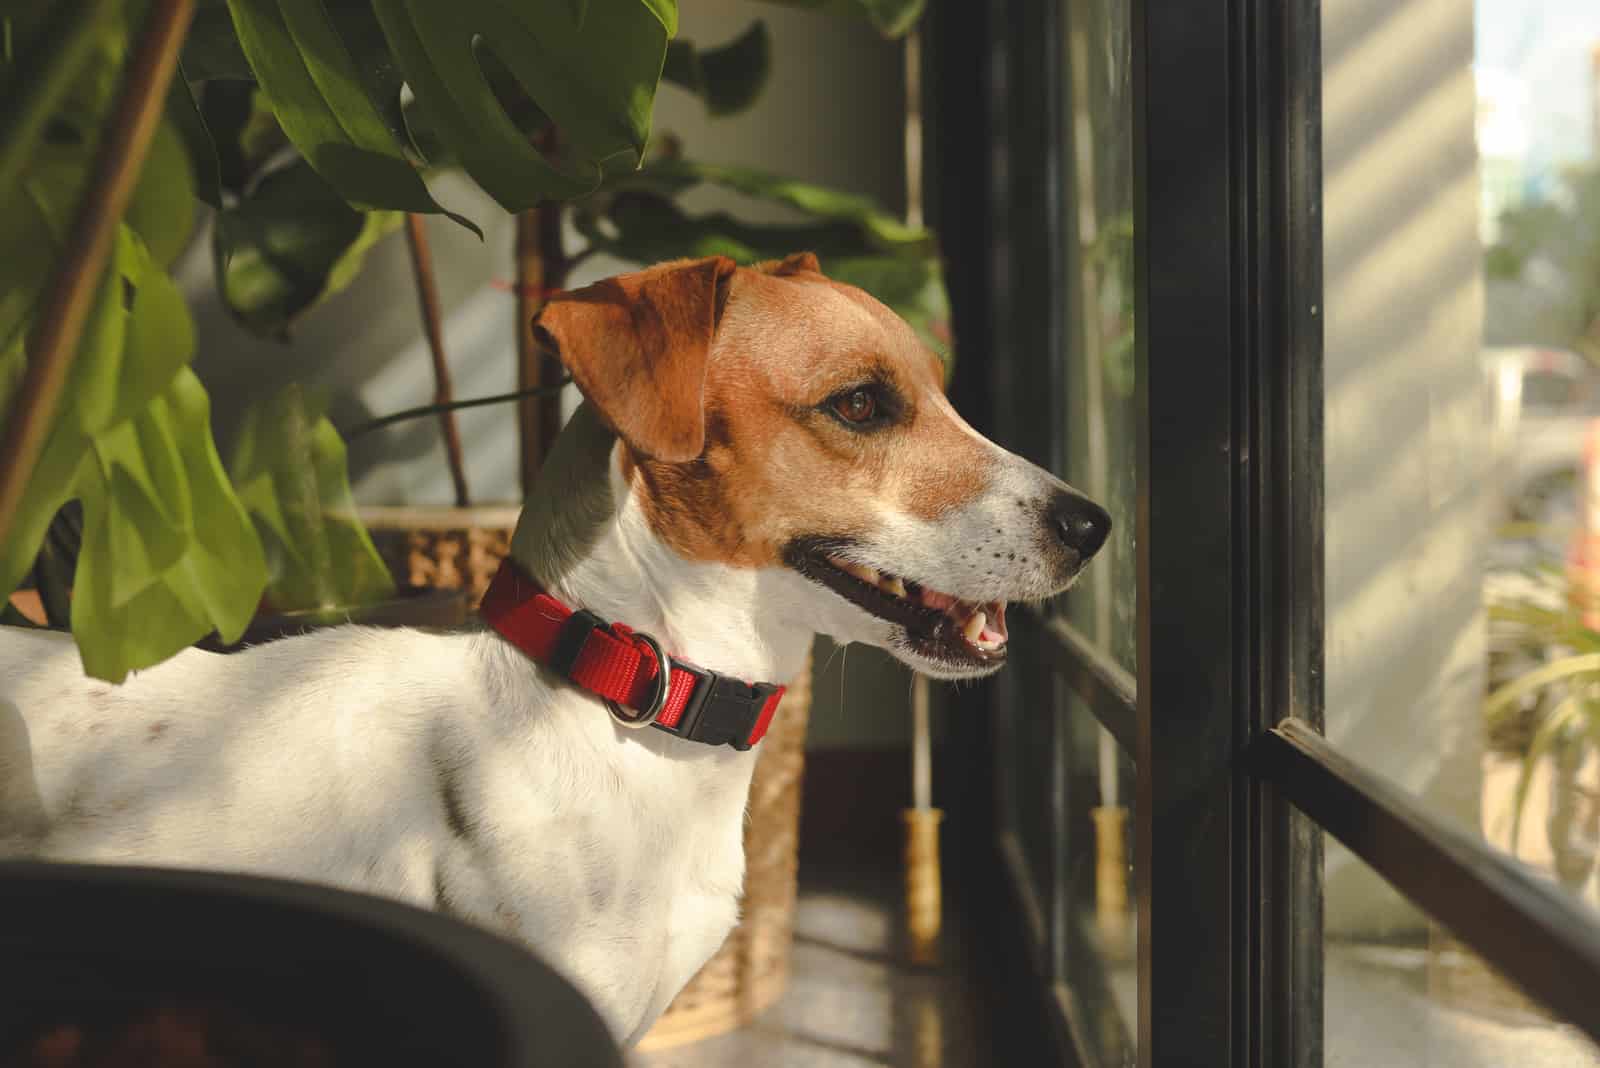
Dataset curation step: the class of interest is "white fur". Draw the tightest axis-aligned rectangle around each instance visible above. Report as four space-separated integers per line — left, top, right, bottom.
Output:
0 390 1090 1045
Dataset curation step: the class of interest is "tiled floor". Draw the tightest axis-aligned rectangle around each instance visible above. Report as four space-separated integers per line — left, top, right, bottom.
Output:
1324 942 1600 1067
633 870 991 1068
632 867 1600 1068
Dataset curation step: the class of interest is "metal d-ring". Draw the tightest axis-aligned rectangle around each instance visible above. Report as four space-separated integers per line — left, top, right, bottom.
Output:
606 630 671 729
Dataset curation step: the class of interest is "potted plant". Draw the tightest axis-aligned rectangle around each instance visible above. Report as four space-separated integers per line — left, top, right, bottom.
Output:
1483 544 1600 895
0 0 819 675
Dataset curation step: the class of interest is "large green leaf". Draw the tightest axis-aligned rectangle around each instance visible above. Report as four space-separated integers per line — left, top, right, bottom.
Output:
165 64 225 208
1 9 270 681
224 0 468 223
209 0 677 218
228 383 395 613
662 22 770 117
213 158 402 338
72 369 270 682
125 119 199 267
0 226 270 683
181 0 256 80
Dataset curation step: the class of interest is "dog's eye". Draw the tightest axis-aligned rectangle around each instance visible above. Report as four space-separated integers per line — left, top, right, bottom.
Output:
831 389 877 424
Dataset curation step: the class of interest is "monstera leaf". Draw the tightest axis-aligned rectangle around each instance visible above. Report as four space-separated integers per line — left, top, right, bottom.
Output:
228 383 395 614
0 223 270 683
70 368 271 682
213 159 403 338
212 0 677 220
1 6 270 681
662 21 771 116
575 159 952 365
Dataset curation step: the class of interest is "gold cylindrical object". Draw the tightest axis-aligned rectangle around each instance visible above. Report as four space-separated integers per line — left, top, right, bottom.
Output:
1092 804 1129 917
902 807 945 966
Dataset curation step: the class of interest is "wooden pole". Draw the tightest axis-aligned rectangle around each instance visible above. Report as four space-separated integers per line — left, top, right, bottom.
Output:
514 203 569 499
0 0 196 552
900 28 945 967
402 214 471 507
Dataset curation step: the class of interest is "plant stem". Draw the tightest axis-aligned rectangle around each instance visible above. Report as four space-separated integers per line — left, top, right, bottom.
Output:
342 380 574 442
515 143 571 499
403 213 471 507
0 0 195 555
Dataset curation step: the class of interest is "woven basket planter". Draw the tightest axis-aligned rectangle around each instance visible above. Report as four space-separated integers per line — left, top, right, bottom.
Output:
362 503 814 1046
359 505 521 605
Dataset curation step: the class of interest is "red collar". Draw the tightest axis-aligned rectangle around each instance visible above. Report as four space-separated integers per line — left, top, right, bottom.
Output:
479 559 785 750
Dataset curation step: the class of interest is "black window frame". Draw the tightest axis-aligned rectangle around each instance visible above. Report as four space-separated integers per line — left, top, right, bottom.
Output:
925 0 1600 1065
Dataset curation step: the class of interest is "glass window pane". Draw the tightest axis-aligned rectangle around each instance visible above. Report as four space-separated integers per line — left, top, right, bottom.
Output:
1057 0 1136 678
1051 0 1137 1061
1323 0 1600 1046
1325 831 1600 1066
1017 635 1059 912
1062 686 1136 1067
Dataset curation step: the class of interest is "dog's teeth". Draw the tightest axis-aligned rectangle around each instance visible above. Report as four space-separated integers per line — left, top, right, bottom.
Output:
882 576 907 598
840 561 878 584
963 610 987 643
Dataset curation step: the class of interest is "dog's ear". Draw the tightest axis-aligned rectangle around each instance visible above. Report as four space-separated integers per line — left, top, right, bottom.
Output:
532 256 738 463
759 251 821 277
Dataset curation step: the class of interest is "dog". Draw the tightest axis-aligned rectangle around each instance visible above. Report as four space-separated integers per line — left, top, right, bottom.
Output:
0 253 1110 1045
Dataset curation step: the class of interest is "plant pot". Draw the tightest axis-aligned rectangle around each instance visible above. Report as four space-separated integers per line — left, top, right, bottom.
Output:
0 861 621 1067
359 505 522 605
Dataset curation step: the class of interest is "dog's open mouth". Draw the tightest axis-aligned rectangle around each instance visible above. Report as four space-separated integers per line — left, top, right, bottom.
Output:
785 541 1009 667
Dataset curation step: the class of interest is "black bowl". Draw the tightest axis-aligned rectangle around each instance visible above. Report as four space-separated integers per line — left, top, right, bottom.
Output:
0 861 621 1067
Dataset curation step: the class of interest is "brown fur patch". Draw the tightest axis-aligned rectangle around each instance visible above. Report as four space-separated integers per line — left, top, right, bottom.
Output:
616 263 992 567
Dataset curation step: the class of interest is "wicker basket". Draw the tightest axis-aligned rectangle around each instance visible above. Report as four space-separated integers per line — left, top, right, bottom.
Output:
363 503 814 1046
359 505 521 604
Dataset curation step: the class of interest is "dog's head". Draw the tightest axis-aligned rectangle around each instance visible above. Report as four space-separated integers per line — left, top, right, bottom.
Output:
533 254 1110 680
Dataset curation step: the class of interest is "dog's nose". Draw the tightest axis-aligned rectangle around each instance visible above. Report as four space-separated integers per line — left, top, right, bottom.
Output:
1048 492 1111 559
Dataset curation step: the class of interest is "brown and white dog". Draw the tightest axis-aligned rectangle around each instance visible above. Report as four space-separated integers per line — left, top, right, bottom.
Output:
0 254 1109 1044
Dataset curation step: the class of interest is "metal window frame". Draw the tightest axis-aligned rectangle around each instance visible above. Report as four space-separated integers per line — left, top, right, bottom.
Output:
1132 0 1324 1064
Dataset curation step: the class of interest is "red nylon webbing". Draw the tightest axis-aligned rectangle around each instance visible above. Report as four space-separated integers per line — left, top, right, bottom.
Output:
479 558 782 748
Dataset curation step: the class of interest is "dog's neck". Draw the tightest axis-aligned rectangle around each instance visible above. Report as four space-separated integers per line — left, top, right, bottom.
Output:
504 403 813 709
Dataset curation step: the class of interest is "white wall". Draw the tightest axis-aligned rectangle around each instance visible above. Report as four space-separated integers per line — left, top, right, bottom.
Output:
1322 0 1489 935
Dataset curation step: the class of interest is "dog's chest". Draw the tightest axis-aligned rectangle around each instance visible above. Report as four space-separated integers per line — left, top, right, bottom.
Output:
438 722 754 1036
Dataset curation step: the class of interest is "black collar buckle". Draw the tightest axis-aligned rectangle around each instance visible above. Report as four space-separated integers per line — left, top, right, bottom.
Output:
659 661 780 751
